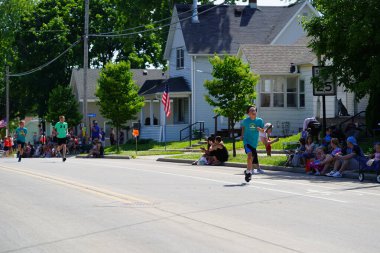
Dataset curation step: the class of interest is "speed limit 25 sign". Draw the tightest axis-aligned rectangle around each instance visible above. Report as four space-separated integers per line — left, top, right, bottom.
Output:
312 66 336 96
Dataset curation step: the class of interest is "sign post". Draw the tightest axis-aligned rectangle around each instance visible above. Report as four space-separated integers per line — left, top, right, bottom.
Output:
132 129 139 155
312 66 336 136
87 113 96 139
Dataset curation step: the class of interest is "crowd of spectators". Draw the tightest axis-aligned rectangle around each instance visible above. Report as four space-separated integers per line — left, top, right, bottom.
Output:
0 127 105 158
286 126 379 178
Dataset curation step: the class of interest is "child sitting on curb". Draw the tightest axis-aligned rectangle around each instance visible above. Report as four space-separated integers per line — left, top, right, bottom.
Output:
309 146 326 175
192 136 216 165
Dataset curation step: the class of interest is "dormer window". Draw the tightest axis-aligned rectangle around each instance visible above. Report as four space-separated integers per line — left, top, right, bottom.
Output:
176 47 184 69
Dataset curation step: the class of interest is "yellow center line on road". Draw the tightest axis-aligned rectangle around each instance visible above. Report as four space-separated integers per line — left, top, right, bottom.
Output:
0 164 150 205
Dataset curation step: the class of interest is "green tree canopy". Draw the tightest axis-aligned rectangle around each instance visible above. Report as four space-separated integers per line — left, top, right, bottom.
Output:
204 54 259 156
303 0 380 129
95 61 145 150
46 85 82 127
0 0 36 119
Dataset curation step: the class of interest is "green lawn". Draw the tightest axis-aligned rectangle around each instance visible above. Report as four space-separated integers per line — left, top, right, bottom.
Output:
104 133 302 152
102 131 376 161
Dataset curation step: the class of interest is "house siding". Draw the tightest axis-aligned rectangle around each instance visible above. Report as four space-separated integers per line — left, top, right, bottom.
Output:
357 95 369 114
168 22 191 83
272 5 314 45
192 56 229 136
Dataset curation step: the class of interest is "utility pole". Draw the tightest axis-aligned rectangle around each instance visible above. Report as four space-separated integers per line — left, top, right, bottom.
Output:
6 66 9 136
83 0 89 138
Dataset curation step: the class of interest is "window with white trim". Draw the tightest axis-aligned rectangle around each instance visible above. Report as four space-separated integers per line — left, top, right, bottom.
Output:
287 77 297 107
260 76 304 108
299 79 305 108
176 47 184 69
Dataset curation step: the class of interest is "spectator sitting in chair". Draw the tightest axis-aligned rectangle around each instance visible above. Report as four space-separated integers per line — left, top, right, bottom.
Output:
327 136 364 178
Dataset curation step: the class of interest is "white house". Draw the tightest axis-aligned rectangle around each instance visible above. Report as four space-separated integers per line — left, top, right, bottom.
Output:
71 1 368 142
156 0 368 139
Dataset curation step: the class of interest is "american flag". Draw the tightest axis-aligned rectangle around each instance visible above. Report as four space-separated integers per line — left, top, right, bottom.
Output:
162 83 171 118
0 119 7 128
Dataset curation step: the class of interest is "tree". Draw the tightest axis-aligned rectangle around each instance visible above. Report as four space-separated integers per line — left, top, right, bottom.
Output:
0 0 36 119
46 85 82 127
95 61 145 151
204 55 259 157
303 0 380 130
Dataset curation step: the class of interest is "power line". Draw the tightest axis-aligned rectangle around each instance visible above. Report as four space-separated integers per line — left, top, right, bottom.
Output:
94 0 221 36
8 38 82 77
89 1 225 38
7 1 226 77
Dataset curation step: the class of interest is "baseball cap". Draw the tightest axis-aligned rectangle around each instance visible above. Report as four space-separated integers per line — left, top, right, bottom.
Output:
264 123 273 132
346 136 357 145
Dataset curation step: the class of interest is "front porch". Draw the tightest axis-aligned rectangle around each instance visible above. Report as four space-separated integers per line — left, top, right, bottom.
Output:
139 124 190 142
137 76 192 142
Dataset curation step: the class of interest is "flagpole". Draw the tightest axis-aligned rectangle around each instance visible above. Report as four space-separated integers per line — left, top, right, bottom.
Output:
164 112 167 151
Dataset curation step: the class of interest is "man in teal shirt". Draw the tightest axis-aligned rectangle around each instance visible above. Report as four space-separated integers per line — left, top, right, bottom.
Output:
54 115 68 162
15 120 28 162
240 106 264 182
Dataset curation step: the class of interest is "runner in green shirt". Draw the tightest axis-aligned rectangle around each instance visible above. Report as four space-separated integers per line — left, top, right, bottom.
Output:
54 115 68 162
15 120 28 162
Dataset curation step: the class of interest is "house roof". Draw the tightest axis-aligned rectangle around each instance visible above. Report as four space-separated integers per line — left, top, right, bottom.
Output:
71 68 167 100
240 44 316 74
138 77 190 96
175 2 303 55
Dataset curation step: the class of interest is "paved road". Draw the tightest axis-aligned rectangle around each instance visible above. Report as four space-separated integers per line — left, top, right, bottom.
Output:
0 157 379 253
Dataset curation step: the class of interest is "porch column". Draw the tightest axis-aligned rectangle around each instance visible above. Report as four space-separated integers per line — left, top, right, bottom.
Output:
188 95 191 124
140 108 144 125
160 97 164 126
149 100 153 125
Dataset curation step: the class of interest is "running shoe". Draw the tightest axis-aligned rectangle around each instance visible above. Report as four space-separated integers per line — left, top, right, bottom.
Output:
63 157 66 162
256 168 265 174
18 156 21 162
244 170 252 182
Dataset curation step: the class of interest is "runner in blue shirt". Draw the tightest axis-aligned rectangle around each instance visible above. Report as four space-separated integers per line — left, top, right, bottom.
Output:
240 106 265 182
15 120 28 162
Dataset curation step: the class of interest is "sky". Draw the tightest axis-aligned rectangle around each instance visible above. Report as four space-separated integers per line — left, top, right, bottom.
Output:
214 0 294 6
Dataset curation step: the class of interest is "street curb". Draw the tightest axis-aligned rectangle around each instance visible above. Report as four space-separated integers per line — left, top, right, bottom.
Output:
76 155 131 159
149 149 286 154
156 158 378 182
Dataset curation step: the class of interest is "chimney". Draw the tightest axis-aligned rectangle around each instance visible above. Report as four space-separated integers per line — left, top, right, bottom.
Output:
249 0 257 9
192 0 199 23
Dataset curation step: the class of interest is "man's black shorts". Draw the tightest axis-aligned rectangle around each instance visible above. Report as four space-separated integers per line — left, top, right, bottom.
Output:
57 137 67 146
244 144 259 164
16 141 25 148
